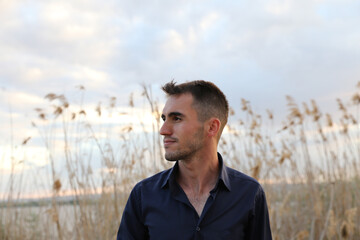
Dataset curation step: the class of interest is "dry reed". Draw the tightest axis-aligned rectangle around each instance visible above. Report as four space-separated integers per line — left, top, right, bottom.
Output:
1 83 359 239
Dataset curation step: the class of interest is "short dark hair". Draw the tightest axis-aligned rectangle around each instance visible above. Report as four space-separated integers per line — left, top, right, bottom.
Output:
162 80 229 139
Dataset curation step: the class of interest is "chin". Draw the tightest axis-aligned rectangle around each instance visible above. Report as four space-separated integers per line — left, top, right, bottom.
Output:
164 149 194 162
164 150 183 161
164 153 178 162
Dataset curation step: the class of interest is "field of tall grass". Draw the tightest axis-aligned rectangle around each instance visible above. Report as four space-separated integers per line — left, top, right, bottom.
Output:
1 83 359 239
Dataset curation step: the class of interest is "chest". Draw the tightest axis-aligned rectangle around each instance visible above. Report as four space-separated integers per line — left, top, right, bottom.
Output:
184 190 210 217
142 189 251 240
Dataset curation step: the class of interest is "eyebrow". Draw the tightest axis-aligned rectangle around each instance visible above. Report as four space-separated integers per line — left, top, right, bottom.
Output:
161 112 184 119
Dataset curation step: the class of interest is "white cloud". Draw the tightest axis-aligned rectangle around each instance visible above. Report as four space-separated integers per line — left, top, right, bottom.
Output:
160 30 186 59
70 66 113 90
199 12 220 32
42 2 71 23
21 67 44 83
0 145 49 173
0 90 44 112
265 2 291 16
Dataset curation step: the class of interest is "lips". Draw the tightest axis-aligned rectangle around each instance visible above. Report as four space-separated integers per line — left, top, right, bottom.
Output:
163 138 177 147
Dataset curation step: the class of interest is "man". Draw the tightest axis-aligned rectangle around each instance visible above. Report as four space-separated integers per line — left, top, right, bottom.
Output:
117 80 272 239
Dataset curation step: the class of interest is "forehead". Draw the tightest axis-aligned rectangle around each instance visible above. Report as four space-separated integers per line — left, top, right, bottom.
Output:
162 93 195 114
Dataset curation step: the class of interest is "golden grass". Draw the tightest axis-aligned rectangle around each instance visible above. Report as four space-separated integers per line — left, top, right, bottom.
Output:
1 83 360 239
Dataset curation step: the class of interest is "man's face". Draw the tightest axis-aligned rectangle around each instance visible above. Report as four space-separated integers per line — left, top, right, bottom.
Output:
160 93 205 161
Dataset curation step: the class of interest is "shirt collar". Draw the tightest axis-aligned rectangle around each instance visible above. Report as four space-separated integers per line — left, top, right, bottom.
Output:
161 152 231 191
217 152 231 191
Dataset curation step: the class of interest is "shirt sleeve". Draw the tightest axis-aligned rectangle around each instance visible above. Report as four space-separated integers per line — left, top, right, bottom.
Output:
246 185 272 240
117 184 148 240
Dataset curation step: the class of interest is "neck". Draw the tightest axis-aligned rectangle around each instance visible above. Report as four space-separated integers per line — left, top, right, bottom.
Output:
177 150 219 194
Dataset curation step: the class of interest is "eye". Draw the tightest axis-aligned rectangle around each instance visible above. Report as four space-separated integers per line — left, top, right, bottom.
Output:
174 116 182 121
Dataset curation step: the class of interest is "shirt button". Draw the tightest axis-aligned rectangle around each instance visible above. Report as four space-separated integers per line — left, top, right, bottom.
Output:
196 226 200 231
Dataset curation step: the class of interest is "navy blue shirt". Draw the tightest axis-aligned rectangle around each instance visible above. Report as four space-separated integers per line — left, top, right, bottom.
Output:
117 153 272 240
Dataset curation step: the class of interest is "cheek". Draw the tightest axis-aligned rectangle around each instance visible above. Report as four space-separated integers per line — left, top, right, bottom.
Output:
173 122 202 136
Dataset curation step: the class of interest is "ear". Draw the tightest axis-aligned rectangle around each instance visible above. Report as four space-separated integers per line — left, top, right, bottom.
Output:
206 118 221 138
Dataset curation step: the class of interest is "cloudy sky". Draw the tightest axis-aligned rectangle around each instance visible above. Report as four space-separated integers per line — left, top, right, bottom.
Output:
2 0 359 107
1 0 360 196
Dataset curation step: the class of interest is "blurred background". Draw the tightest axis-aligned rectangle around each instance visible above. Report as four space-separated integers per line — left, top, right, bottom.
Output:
1 0 359 239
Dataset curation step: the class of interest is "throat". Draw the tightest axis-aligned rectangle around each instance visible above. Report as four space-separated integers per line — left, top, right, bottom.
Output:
185 190 210 217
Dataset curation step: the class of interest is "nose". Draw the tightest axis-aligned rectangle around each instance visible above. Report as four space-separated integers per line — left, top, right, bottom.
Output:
160 121 172 136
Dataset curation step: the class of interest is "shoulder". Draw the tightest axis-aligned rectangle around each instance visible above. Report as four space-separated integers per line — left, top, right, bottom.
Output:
226 166 259 183
133 168 172 191
218 153 263 193
225 166 264 192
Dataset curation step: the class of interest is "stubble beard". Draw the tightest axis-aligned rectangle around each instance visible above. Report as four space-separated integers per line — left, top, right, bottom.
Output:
164 127 204 162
